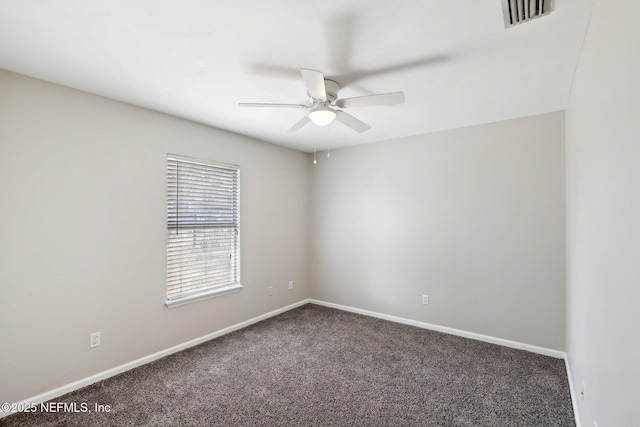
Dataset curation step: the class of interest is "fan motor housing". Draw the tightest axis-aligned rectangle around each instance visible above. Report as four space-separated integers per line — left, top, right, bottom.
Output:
323 79 340 103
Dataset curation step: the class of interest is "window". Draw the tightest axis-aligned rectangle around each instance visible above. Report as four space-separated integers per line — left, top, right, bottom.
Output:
166 154 241 308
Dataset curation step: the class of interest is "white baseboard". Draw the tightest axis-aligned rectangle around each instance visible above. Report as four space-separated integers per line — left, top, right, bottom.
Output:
313 297 580 427
0 299 311 419
315 294 576 421
3 297 570 420
564 355 582 427
309 299 566 359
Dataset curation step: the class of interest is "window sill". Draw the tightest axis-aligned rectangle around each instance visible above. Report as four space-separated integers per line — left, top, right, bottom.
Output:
165 283 243 309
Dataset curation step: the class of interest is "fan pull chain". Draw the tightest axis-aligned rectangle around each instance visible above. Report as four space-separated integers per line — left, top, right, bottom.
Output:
313 140 317 165
327 125 331 158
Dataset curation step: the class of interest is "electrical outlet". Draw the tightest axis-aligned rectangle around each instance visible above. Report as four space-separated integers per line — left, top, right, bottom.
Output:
268 286 273 296
288 280 293 290
581 382 586 402
90 332 101 348
422 294 429 305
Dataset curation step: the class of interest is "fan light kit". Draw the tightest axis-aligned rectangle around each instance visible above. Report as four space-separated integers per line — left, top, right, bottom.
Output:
307 106 336 126
239 69 405 133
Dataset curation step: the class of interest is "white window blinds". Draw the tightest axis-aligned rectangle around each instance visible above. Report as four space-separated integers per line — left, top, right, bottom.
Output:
167 154 240 304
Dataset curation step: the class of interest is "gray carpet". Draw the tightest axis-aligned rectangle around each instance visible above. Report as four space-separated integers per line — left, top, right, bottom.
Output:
2 304 575 426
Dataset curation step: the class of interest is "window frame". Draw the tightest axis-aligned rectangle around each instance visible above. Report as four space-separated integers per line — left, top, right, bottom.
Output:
165 154 242 308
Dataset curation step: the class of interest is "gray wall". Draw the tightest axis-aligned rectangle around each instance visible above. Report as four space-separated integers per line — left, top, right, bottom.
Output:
311 112 566 350
0 70 312 403
565 0 640 425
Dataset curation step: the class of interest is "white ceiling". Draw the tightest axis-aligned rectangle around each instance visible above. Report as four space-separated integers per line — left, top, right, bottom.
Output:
0 1 593 152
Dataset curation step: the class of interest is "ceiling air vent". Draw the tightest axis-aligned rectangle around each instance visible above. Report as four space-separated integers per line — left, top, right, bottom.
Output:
502 0 551 28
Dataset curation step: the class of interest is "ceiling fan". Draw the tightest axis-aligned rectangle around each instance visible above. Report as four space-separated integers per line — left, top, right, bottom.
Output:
239 69 405 133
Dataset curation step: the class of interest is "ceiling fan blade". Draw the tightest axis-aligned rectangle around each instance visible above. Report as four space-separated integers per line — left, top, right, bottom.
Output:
334 111 371 133
335 92 405 108
300 69 327 102
239 103 307 109
334 54 448 86
287 116 311 133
